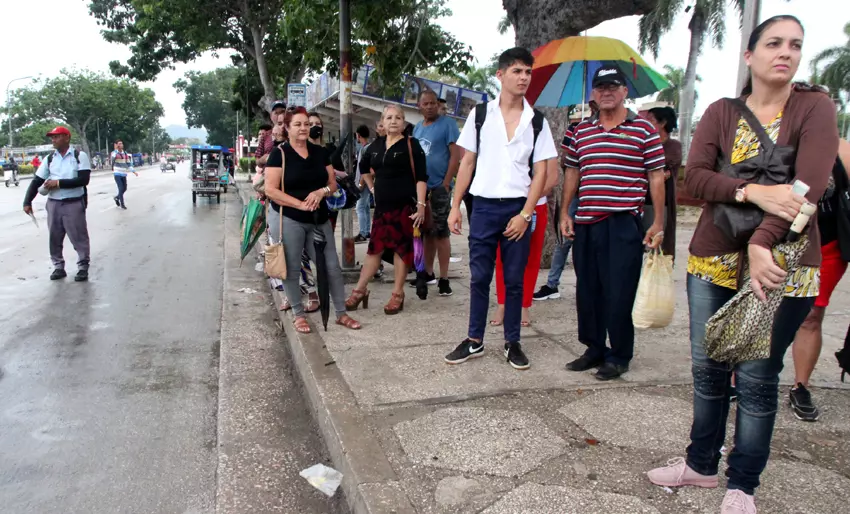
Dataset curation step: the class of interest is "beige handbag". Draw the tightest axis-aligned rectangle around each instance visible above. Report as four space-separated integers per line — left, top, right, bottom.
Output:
264 146 287 279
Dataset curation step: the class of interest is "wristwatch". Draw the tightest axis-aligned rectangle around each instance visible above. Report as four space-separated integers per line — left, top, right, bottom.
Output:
520 210 532 222
734 186 748 203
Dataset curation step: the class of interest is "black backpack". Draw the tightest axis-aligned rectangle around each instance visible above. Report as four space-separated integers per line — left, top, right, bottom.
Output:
472 102 545 181
47 149 88 209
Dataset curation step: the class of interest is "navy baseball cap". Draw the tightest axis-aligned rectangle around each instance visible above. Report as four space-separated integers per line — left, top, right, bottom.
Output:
270 100 286 111
592 67 627 88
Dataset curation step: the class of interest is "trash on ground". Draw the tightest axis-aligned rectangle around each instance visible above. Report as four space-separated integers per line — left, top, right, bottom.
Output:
237 287 259 294
300 463 343 497
254 262 264 273
662 486 674 494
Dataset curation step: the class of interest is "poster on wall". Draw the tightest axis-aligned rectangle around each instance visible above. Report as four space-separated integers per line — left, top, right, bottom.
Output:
458 90 488 118
440 86 459 116
352 67 367 94
287 83 307 107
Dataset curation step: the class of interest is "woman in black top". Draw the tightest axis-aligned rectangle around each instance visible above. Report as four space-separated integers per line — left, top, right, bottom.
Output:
345 104 427 315
265 107 361 334
644 106 682 262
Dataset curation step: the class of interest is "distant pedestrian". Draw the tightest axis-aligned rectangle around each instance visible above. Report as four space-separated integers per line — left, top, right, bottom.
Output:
413 89 461 296
23 126 92 282
7 156 19 186
560 65 666 381
444 47 557 371
643 106 681 261
110 140 138 209
31 154 41 169
354 124 373 243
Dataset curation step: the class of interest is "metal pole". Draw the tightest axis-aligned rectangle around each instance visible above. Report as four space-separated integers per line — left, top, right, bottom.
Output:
736 0 761 95
338 0 356 271
97 119 101 160
5 76 33 150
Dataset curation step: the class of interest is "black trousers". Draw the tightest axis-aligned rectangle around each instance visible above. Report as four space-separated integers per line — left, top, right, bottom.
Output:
573 212 644 366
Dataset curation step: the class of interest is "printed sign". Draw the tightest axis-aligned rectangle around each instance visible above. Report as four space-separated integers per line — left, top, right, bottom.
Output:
287 83 307 107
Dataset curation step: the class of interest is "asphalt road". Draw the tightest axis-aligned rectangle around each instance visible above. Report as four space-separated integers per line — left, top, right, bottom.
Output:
0 165 224 513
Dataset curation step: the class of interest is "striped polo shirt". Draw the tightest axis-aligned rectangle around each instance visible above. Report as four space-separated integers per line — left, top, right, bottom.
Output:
111 150 133 177
563 111 665 224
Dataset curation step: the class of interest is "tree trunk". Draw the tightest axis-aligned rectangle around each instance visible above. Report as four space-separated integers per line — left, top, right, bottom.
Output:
503 0 658 267
249 25 277 112
504 0 658 50
679 10 705 164
70 121 91 155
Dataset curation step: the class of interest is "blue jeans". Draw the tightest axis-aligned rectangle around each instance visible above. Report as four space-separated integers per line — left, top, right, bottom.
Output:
114 174 127 206
467 197 531 344
685 274 814 495
356 187 372 237
546 198 579 289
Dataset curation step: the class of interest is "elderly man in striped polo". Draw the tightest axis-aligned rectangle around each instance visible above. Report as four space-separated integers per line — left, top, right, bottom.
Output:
559 66 666 381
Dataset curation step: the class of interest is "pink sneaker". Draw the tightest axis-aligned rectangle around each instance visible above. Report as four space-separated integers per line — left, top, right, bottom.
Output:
647 457 719 488
721 489 756 513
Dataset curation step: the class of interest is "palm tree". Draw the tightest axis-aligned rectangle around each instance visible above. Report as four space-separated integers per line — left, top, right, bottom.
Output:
639 0 745 159
455 65 500 99
656 65 701 111
812 22 850 109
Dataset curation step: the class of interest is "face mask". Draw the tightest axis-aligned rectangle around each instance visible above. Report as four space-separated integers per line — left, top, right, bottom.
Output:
309 126 324 140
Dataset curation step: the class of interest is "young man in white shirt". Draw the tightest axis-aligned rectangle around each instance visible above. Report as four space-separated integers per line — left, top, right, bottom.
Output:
444 47 557 370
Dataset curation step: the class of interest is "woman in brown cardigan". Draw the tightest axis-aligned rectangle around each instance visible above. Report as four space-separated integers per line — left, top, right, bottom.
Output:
646 16 838 513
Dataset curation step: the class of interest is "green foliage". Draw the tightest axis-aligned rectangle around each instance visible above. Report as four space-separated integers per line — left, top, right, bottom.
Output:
18 164 35 175
173 136 203 146
6 69 163 153
13 120 80 147
655 65 701 111
812 22 850 106
174 67 241 146
239 157 256 174
88 0 473 107
638 0 743 59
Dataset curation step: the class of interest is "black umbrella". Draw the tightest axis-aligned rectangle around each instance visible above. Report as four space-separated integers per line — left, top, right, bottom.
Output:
313 212 331 331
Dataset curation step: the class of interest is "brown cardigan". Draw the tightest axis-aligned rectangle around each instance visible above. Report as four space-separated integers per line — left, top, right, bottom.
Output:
685 89 839 267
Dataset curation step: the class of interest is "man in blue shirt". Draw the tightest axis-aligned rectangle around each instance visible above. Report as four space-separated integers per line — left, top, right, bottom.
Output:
23 126 92 281
413 89 461 296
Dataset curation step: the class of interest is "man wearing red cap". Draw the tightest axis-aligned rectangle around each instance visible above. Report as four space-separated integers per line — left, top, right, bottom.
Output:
23 126 92 281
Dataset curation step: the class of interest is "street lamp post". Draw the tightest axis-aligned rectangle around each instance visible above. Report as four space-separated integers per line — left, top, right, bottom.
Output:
338 0 356 272
5 75 33 150
222 100 239 150
736 0 762 95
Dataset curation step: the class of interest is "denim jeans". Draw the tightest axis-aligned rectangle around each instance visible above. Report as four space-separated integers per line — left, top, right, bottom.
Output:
467 197 530 344
114 174 128 206
356 188 372 237
685 274 814 495
546 198 579 289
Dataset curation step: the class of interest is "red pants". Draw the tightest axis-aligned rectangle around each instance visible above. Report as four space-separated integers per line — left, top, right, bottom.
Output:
496 203 548 308
815 240 847 308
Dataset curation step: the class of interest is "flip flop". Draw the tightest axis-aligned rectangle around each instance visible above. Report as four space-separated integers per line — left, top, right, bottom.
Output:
490 319 503 326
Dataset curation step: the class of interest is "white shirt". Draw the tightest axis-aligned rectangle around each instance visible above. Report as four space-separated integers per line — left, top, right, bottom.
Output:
457 94 557 199
35 148 91 200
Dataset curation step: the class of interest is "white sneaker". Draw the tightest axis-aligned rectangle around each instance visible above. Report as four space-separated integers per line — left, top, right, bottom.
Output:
721 489 756 514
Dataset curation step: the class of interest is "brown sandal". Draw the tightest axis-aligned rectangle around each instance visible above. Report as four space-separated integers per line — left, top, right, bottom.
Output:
293 317 311 334
384 292 405 315
305 293 320 313
280 297 292 311
345 288 370 311
336 314 362 330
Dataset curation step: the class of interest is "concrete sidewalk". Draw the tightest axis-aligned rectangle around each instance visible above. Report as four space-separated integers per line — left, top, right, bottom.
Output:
236 179 850 513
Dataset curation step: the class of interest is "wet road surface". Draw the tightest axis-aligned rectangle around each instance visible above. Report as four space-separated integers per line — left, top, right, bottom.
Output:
0 166 223 512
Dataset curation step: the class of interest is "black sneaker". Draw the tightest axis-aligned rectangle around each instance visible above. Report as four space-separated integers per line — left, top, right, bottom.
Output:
438 278 452 296
789 383 820 422
504 342 529 370
594 362 628 381
354 234 369 244
113 196 120 206
532 285 560 301
409 272 435 287
445 339 484 365
50 269 67 280
74 269 89 282
120 204 127 210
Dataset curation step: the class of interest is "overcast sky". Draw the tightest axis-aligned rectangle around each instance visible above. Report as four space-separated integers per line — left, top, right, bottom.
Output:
1 0 847 128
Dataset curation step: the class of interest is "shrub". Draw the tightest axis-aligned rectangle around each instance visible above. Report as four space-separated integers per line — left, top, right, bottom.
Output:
18 164 35 175
238 157 256 174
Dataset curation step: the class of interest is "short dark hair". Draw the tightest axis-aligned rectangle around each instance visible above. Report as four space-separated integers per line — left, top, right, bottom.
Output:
307 111 321 120
498 47 534 71
259 123 273 131
356 124 370 139
418 89 438 101
115 139 123 144
647 107 678 133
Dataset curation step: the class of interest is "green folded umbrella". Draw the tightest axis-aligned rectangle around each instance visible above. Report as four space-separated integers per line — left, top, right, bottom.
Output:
241 198 267 264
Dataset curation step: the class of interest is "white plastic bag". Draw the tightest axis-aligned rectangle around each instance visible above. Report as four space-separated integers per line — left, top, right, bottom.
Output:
632 249 675 329
300 463 343 497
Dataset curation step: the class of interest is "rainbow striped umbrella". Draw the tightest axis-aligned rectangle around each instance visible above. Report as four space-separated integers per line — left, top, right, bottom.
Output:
526 36 670 107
